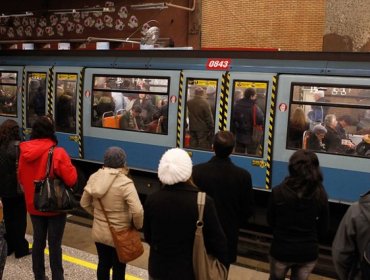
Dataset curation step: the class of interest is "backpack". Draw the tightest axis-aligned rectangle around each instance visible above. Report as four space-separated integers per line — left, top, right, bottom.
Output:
361 240 370 279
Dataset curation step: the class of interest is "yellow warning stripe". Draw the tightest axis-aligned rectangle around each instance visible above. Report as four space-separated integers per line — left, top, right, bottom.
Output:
34 246 144 280
265 76 277 189
176 71 184 147
77 68 85 158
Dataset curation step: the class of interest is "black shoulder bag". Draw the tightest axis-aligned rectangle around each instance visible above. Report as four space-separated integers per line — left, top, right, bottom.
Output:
34 147 79 212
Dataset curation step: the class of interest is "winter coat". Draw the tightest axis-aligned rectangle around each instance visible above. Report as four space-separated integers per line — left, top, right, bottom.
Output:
233 98 264 145
18 138 77 216
192 156 254 264
0 140 21 198
187 95 214 132
332 191 370 280
80 167 143 247
143 183 228 280
267 182 329 263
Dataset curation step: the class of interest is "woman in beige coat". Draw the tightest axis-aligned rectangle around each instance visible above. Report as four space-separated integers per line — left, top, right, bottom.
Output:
80 146 143 280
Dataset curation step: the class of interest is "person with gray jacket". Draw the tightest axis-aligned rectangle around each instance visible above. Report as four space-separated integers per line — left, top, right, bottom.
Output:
81 147 144 280
332 190 370 280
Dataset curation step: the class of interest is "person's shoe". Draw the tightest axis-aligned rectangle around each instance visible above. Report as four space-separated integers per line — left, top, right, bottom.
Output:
15 249 32 258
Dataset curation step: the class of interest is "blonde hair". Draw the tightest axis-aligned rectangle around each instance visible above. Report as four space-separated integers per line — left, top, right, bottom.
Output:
290 107 307 129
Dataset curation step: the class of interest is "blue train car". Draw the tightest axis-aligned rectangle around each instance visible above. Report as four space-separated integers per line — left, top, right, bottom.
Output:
0 50 369 205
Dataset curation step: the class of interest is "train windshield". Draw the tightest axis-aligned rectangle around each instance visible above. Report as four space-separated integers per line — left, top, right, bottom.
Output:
287 84 370 157
230 81 268 157
184 78 217 151
0 72 18 117
92 75 169 134
26 72 47 128
55 73 78 133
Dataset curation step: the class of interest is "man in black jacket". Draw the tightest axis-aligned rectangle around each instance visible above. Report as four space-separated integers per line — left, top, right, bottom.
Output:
192 131 254 268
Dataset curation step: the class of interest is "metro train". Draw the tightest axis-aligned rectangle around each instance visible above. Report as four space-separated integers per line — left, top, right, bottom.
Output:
0 50 370 207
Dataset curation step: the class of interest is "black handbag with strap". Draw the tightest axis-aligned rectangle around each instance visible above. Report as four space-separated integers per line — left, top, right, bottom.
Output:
34 147 78 212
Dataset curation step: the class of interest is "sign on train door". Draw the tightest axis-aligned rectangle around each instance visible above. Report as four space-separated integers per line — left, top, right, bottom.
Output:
0 66 23 126
52 67 83 159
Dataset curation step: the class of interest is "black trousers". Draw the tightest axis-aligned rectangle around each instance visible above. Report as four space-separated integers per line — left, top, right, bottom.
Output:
2 195 29 258
95 242 126 280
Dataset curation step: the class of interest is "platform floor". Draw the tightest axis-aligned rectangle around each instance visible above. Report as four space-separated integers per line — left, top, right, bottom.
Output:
3 214 335 280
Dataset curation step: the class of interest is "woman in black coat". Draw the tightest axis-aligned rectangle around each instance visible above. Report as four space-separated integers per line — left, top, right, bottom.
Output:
144 148 228 280
267 150 329 280
0 119 30 258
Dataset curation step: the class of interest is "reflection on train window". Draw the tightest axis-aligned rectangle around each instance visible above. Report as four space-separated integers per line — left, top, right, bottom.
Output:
0 72 18 117
92 75 169 135
26 72 47 127
184 78 217 150
230 81 268 157
55 73 77 133
287 85 370 157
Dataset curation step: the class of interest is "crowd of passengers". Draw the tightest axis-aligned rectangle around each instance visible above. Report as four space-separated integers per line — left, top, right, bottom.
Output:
0 115 369 280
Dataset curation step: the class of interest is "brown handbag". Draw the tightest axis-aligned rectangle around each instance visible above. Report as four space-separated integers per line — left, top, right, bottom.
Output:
98 199 144 263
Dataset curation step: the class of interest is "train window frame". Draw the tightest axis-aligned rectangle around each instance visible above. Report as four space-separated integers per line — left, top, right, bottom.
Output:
183 77 218 151
91 74 170 135
287 82 370 158
26 72 47 128
229 79 269 158
54 72 78 134
0 71 18 118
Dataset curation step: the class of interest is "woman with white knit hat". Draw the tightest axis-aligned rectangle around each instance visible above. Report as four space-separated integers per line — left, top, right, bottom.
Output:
143 148 228 280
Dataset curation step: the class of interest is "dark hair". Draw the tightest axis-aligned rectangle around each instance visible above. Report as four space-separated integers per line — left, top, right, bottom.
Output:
243 88 256 99
285 149 327 203
213 131 235 158
0 119 20 147
30 115 58 143
132 105 142 113
337 115 354 125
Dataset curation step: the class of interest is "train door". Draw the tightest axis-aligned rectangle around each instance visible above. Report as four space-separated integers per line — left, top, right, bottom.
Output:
273 75 370 202
0 66 22 126
180 70 223 163
227 72 276 189
52 67 82 158
22 66 49 138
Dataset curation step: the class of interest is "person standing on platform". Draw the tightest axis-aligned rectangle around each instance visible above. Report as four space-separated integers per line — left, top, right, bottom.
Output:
144 148 228 280
0 119 30 259
267 150 329 280
332 190 370 280
192 131 254 270
18 116 77 280
81 146 143 280
0 199 7 279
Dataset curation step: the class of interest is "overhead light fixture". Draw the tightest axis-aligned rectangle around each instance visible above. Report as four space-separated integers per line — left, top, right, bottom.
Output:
131 3 168 10
0 11 33 18
50 6 115 15
131 0 196 11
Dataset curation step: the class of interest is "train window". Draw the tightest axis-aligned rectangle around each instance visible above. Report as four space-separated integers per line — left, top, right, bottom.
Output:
0 72 18 117
26 72 47 127
92 75 169 135
230 81 268 157
184 78 217 150
287 84 370 157
55 73 78 133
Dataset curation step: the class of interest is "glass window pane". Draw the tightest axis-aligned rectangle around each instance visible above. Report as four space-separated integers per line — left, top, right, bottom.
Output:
184 78 217 150
55 73 77 133
0 72 18 117
231 81 268 157
92 75 169 135
27 72 47 127
288 83 370 158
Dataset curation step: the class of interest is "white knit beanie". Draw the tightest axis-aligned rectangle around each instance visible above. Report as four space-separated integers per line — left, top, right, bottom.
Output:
158 148 192 185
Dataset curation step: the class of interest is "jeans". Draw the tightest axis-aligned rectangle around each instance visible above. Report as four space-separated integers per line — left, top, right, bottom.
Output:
269 255 317 280
31 214 66 280
95 242 126 280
